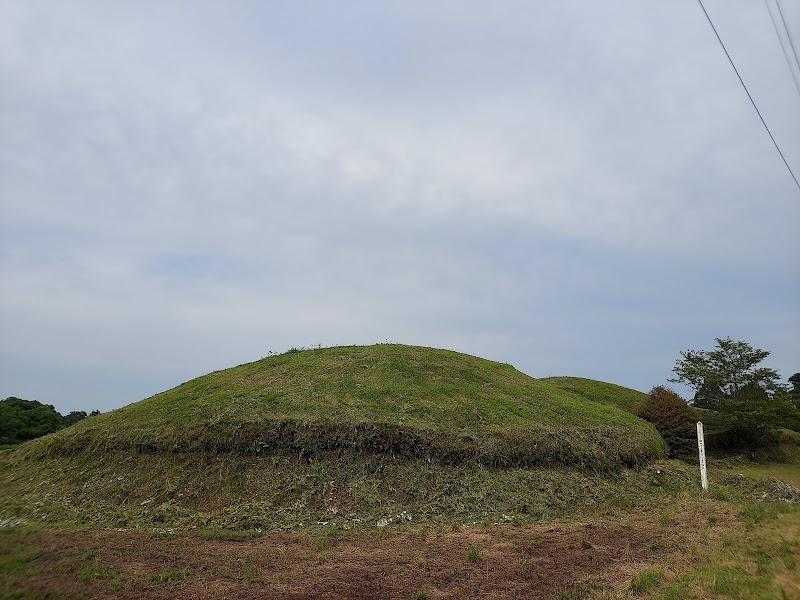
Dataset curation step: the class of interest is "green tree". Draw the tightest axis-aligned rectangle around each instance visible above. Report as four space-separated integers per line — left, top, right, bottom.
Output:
63 411 88 426
671 337 783 409
670 338 794 449
62 410 102 427
771 372 800 433
789 373 800 408
0 397 65 445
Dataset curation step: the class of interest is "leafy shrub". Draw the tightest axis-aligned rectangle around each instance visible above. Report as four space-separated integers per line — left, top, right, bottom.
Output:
636 386 697 458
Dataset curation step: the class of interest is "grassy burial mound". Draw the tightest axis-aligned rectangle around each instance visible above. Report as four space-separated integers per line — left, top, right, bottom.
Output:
24 345 662 468
1 345 677 529
539 376 648 415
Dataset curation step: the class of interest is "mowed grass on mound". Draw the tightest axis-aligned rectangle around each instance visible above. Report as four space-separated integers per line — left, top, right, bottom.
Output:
539 376 648 415
23 345 664 469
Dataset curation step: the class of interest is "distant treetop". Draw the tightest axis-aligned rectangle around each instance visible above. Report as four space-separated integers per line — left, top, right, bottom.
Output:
0 397 100 445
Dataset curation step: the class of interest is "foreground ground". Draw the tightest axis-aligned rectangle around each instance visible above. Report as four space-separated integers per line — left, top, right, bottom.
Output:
2 464 799 600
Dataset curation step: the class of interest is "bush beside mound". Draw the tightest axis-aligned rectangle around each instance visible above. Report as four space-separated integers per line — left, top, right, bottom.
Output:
635 386 698 459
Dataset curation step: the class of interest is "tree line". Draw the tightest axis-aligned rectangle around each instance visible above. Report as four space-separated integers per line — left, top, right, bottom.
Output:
638 337 799 458
0 397 100 446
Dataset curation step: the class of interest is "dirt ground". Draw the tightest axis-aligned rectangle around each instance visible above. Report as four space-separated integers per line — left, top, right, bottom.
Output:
1 515 682 600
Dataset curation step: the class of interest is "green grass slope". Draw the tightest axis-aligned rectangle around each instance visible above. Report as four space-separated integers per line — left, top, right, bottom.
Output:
539 376 648 415
1 345 682 530
25 345 663 469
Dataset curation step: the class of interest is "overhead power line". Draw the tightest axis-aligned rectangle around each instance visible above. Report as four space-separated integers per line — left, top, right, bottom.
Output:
764 0 800 98
696 0 800 192
775 0 800 71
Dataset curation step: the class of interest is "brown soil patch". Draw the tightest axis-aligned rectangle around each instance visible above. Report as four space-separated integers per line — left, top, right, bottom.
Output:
1 515 681 599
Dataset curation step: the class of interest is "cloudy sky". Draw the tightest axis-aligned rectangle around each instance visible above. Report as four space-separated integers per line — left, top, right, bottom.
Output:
1 0 798 414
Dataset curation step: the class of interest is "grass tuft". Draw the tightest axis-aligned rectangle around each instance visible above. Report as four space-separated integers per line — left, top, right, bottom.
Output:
75 562 115 581
197 528 264 541
467 545 481 562
148 569 187 583
313 535 330 552
630 568 661 595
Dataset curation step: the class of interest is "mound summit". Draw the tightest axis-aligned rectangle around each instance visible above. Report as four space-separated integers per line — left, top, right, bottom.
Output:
29 344 663 468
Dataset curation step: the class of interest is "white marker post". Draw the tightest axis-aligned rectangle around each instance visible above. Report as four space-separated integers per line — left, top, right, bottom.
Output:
697 421 708 491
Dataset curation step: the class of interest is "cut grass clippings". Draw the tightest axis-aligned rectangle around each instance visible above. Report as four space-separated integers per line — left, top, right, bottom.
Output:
0 450 697 531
